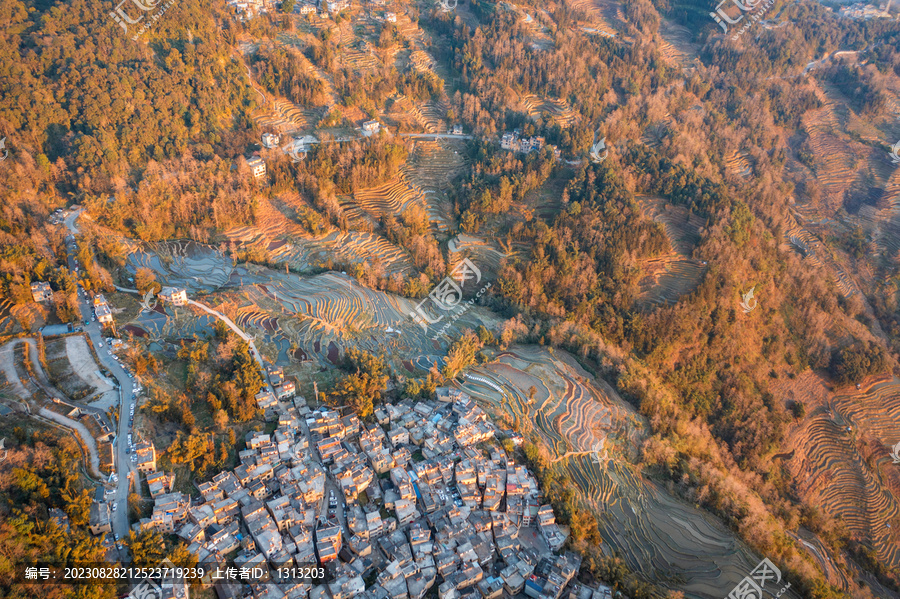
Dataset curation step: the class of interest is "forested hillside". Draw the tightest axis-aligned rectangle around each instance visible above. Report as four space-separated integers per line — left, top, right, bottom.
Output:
0 0 899 596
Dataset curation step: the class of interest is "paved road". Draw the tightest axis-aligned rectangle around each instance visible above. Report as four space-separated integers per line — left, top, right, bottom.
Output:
185 299 273 394
38 407 102 475
0 338 103 478
65 209 134 543
0 338 103 477
397 133 473 140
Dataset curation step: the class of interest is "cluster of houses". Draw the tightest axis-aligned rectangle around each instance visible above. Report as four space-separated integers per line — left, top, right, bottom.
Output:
837 0 894 19
289 0 350 16
111 382 618 599
226 0 274 20
500 132 547 154
265 367 298 403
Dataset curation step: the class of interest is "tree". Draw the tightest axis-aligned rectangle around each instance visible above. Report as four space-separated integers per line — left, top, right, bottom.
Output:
829 342 887 385
332 349 389 418
135 267 161 295
214 409 229 429
442 330 482 379
282 0 296 12
128 530 166 567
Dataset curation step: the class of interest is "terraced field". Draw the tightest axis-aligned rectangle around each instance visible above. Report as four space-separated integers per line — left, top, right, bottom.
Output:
856 167 900 260
448 234 508 274
783 215 859 298
125 240 234 293
725 149 753 180
387 94 448 133
517 94 577 128
769 370 900 585
635 196 707 308
253 98 315 135
0 297 21 335
224 195 416 276
454 346 793 599
340 175 429 225
126 304 217 341
402 139 467 232
799 84 871 213
272 230 415 275
657 18 698 70
207 266 503 370
567 0 623 36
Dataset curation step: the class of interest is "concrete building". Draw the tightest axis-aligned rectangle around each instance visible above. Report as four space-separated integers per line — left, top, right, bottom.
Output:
31 281 53 302
158 286 188 306
247 156 267 179
134 440 157 473
262 133 280 148
89 502 112 535
362 120 381 136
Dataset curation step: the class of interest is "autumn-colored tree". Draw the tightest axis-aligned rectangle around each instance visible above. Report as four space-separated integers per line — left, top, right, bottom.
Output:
134 267 161 295
442 330 483 379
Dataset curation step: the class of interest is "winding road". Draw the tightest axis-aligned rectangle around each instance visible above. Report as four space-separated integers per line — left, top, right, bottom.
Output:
185 299 272 393
0 338 102 478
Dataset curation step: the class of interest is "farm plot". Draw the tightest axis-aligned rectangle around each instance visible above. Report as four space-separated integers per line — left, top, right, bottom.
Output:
770 371 900 575
635 196 707 308
45 336 117 410
125 239 233 293
402 139 467 232
44 337 99 400
454 345 786 599
209 266 503 369
448 234 508 274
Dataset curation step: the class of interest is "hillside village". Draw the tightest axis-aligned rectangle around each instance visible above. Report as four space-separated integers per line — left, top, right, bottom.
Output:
94 381 612 599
